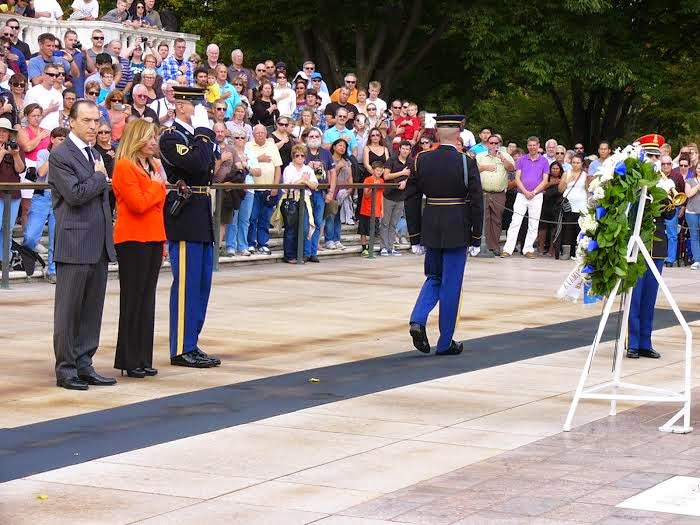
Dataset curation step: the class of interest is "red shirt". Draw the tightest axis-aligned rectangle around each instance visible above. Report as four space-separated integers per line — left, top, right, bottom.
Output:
360 175 384 217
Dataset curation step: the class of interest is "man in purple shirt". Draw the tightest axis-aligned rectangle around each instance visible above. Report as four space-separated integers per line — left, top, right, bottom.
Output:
501 136 549 258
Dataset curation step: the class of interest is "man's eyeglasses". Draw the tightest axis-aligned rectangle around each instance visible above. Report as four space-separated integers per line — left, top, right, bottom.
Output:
420 140 431 145
8 25 19 30
255 68 265 73
135 94 148 99
680 164 690 167
92 36 104 41
337 114 348 119
555 151 565 155
392 105 401 110
87 91 100 96
45 72 60 78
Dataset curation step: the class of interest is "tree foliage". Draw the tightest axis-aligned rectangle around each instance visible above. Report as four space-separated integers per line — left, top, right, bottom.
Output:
161 0 699 147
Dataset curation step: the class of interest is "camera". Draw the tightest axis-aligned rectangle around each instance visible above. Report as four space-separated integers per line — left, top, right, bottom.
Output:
6 138 18 150
383 109 391 118
75 41 82 51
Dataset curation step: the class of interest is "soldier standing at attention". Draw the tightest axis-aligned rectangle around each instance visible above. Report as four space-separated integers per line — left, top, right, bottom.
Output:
160 86 222 368
407 115 483 355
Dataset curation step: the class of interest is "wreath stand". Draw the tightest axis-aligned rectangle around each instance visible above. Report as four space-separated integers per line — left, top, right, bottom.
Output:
563 186 694 434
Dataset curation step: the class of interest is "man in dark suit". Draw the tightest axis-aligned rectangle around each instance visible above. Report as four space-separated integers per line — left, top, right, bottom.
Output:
49 100 117 390
406 115 483 356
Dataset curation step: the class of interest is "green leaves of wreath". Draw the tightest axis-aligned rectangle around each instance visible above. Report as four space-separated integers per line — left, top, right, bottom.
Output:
581 159 667 298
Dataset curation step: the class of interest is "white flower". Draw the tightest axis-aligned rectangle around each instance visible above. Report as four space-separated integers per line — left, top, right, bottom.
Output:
578 235 591 250
578 213 598 233
657 177 674 192
593 186 606 200
588 177 601 192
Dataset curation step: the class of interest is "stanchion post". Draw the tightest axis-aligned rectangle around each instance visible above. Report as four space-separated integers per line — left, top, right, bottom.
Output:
1 192 11 289
478 195 494 258
213 188 222 271
368 186 376 258
296 187 305 264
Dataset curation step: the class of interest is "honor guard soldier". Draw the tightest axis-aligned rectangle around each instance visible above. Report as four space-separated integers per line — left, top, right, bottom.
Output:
407 115 483 355
160 86 222 368
626 133 674 359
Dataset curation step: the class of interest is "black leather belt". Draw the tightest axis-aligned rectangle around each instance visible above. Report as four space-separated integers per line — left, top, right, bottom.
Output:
426 198 467 206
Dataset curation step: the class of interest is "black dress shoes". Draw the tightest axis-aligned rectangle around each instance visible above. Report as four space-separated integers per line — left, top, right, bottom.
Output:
195 348 221 366
78 372 117 386
626 349 640 358
123 369 146 378
171 352 216 368
308 255 320 263
638 348 661 358
409 322 431 354
56 376 89 390
143 367 158 376
436 341 464 356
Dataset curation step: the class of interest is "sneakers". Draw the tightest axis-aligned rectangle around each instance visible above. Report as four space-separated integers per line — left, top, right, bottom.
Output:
238 249 251 256
325 241 337 250
335 242 345 250
258 246 271 255
390 249 402 257
500 252 511 258
692 262 700 270
380 248 390 256
345 218 355 226
524 252 536 259
46 274 56 284
361 249 369 257
248 246 256 253
225 248 236 256
399 237 408 245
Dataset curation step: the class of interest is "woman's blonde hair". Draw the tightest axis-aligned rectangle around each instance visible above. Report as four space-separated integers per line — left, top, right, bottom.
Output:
115 119 158 168
291 143 307 159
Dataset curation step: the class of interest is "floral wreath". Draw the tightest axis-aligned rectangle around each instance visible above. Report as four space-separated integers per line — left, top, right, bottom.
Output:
558 144 670 301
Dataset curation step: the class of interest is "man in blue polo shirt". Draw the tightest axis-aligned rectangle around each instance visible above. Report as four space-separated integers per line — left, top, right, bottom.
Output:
501 135 549 258
322 107 358 158
27 32 75 85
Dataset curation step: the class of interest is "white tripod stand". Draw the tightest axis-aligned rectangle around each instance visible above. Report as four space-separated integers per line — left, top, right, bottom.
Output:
563 185 693 434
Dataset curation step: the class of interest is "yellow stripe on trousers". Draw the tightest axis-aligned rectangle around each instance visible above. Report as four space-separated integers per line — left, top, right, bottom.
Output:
177 241 186 356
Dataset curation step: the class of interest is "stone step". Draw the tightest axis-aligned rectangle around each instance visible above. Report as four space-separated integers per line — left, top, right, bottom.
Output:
3 241 414 283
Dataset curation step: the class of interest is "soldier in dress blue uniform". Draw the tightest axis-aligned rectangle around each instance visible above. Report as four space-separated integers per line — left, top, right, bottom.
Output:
160 86 222 368
626 134 674 359
406 115 483 355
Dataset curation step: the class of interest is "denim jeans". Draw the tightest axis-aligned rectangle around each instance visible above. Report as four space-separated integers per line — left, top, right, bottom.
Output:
304 190 325 257
0 196 20 262
23 191 55 274
283 206 309 260
324 211 341 243
226 191 254 252
686 212 700 263
664 207 679 263
248 191 279 249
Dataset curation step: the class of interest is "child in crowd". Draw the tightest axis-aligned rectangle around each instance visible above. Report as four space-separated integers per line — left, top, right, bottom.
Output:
97 67 115 104
358 160 385 257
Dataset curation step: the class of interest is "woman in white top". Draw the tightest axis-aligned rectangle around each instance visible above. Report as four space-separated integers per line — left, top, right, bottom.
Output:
225 103 253 142
281 144 318 263
273 71 296 118
557 154 588 256
355 87 368 116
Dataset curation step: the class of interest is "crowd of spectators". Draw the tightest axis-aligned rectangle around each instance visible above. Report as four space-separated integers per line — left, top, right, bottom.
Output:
0 10 698 280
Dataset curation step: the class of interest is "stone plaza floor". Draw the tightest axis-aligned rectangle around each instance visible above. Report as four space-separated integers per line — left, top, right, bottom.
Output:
1 254 699 524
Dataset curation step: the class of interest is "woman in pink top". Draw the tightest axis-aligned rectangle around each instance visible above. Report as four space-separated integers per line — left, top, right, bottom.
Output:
17 103 51 167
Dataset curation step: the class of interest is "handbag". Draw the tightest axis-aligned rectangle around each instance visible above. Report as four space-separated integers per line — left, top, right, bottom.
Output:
280 196 299 229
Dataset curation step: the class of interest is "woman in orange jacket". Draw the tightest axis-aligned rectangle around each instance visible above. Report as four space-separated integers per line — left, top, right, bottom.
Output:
111 119 166 378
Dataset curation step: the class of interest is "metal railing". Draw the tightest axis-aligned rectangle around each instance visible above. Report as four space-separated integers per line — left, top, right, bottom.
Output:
0 182 399 289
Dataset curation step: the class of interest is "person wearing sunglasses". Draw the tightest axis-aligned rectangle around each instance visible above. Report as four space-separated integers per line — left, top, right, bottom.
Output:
2 21 30 62
231 75 252 119
6 72 25 123
280 144 318 263
27 33 76 87
330 73 359 104
273 71 295 118
24 64 63 130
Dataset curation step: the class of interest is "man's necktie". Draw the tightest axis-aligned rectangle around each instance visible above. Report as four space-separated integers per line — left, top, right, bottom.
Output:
85 146 95 164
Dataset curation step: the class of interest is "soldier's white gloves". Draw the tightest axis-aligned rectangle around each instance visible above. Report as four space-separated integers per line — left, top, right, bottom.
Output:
192 104 211 130
469 246 480 257
411 244 425 255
